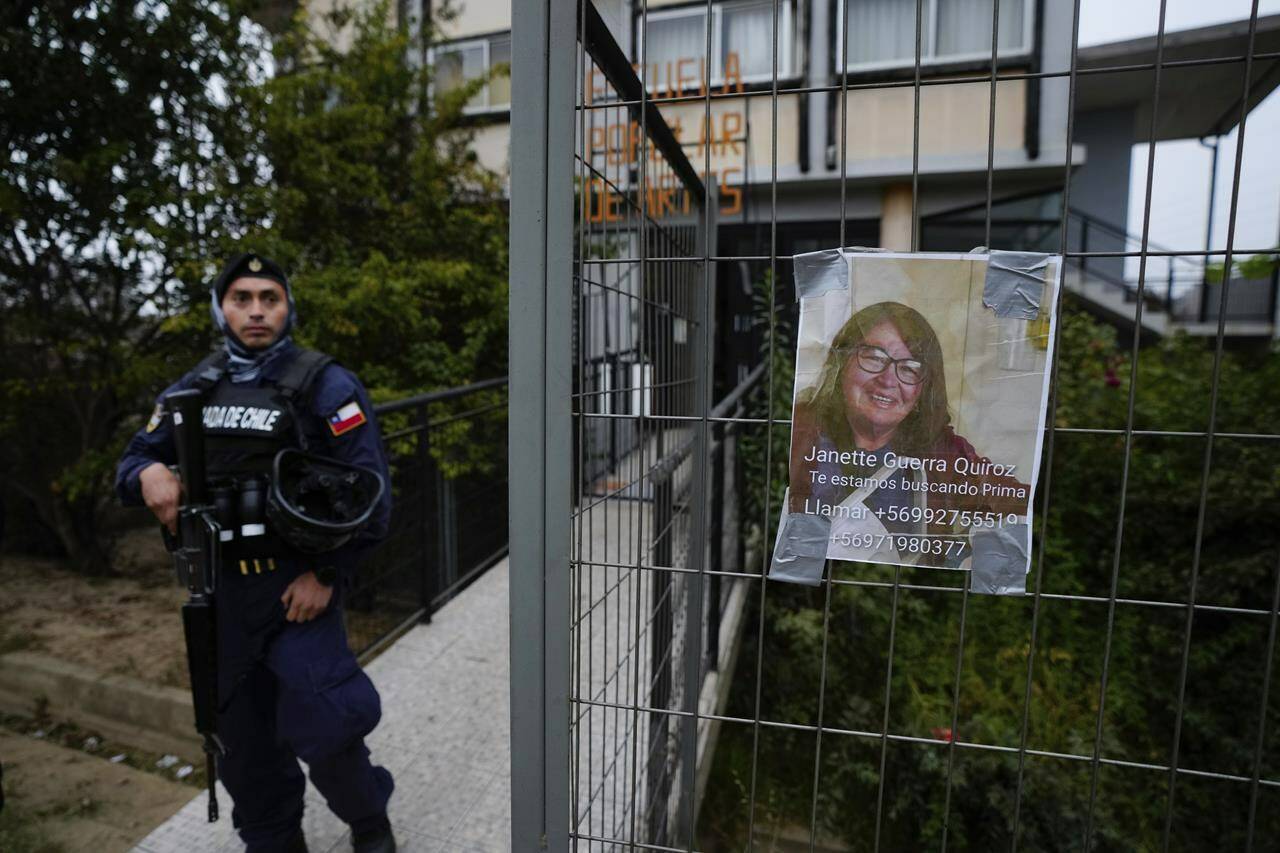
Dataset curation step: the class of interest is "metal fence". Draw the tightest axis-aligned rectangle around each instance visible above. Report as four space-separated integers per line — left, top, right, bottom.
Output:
569 4 728 844
511 0 1280 850
345 378 509 658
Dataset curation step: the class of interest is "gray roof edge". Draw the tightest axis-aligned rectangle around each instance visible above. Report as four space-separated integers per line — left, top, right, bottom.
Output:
1077 13 1280 65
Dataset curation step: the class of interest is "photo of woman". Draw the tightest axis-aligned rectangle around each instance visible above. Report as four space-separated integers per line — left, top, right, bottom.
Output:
770 250 1060 583
789 300 1031 568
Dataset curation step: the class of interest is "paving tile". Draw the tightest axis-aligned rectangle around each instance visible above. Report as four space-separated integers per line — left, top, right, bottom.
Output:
390 826 452 853
452 787 511 851
299 800 350 852
387 771 491 840
137 563 514 853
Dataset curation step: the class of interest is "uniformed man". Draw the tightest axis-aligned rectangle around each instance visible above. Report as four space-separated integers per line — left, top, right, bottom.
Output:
116 254 396 853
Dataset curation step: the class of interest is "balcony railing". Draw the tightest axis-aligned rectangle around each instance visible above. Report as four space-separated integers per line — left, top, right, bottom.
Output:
922 194 1278 331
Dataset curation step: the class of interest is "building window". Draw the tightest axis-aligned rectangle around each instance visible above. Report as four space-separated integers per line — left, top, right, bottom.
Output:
841 0 1030 72
431 33 511 112
639 0 796 90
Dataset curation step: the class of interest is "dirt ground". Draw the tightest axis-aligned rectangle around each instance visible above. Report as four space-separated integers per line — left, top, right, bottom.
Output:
0 528 189 689
0 527 403 850
0 728 194 853
0 529 201 851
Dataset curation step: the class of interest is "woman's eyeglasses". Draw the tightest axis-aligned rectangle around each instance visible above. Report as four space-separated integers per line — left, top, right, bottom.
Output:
853 345 925 385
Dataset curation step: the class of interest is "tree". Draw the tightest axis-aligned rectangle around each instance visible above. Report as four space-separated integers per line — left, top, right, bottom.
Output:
0 0 267 573
231 0 509 401
0 0 510 571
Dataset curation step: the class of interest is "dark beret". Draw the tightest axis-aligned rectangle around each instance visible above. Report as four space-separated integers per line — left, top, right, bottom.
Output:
213 253 290 301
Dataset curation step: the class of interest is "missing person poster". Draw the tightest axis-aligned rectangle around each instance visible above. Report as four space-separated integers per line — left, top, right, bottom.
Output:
769 250 1062 595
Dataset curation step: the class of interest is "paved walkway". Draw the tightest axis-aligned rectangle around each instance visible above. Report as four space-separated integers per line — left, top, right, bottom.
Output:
134 560 512 853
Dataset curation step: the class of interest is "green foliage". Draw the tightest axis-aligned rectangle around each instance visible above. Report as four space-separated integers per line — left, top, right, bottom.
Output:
1 0 509 569
738 270 794 556
1203 249 1278 284
702 307 1280 850
1236 250 1279 281
226 0 509 471
0 0 266 572
229 0 508 398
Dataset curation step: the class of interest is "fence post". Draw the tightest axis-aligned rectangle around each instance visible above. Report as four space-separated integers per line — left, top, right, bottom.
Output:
1269 265 1279 324
417 404 434 625
734 407 746 577
707 426 724 671
678 183 716 843
435 461 458 605
1079 217 1089 281
509 0 575 846
648 471 675 843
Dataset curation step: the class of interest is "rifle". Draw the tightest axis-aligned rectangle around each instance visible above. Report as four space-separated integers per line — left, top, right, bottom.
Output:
165 388 226 822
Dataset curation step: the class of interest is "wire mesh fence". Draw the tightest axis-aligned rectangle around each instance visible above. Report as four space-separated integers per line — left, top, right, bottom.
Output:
512 0 1280 850
570 6 716 842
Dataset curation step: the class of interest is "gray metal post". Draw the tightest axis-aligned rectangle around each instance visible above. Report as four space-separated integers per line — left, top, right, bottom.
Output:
734 410 746 578
436 472 457 594
647 473 675 843
417 403 433 624
1079 217 1090 281
707 428 724 671
509 0 575 847
1200 134 1221 324
679 185 717 843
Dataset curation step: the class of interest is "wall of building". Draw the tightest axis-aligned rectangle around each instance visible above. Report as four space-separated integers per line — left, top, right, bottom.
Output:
837 78 1028 165
470 122 512 176
1069 106 1136 283
440 0 509 39
433 0 1086 234
1037 0 1076 166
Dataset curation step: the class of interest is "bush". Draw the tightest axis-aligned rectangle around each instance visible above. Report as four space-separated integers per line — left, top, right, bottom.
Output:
702 307 1280 850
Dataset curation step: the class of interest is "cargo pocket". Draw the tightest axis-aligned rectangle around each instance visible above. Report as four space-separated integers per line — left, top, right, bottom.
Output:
280 652 382 762
297 653 382 753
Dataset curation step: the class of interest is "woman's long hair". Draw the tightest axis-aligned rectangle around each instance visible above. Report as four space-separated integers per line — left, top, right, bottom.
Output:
799 301 950 455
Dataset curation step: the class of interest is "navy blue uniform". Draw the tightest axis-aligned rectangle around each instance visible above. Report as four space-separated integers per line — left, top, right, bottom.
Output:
117 342 394 851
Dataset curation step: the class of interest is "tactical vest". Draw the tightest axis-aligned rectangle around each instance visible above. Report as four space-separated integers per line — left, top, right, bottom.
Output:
184 348 334 566
188 348 333 482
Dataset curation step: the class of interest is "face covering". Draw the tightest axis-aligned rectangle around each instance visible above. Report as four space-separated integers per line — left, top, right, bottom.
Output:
209 253 299 383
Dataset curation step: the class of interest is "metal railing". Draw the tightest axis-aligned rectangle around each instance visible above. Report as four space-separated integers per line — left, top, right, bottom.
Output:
923 196 1279 328
345 377 509 659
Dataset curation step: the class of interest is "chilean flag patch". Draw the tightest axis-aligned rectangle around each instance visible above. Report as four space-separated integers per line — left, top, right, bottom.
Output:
328 400 367 437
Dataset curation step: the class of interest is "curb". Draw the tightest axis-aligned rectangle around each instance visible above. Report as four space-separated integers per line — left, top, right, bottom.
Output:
0 651 200 760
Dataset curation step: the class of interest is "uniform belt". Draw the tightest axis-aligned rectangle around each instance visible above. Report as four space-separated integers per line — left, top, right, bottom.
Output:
221 531 287 578
226 555 281 577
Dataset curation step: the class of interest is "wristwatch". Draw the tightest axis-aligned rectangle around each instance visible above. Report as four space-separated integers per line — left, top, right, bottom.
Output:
314 565 339 587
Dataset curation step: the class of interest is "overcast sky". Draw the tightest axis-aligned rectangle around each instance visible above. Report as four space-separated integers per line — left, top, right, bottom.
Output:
1078 0 1280 273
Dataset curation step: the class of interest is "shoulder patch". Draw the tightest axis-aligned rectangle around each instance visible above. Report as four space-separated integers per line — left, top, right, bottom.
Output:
145 403 165 434
327 400 367 437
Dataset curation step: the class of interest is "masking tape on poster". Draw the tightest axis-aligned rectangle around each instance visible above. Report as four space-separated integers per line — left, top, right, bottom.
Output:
983 250 1049 319
969 522 1030 596
792 247 891 300
768 491 828 586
